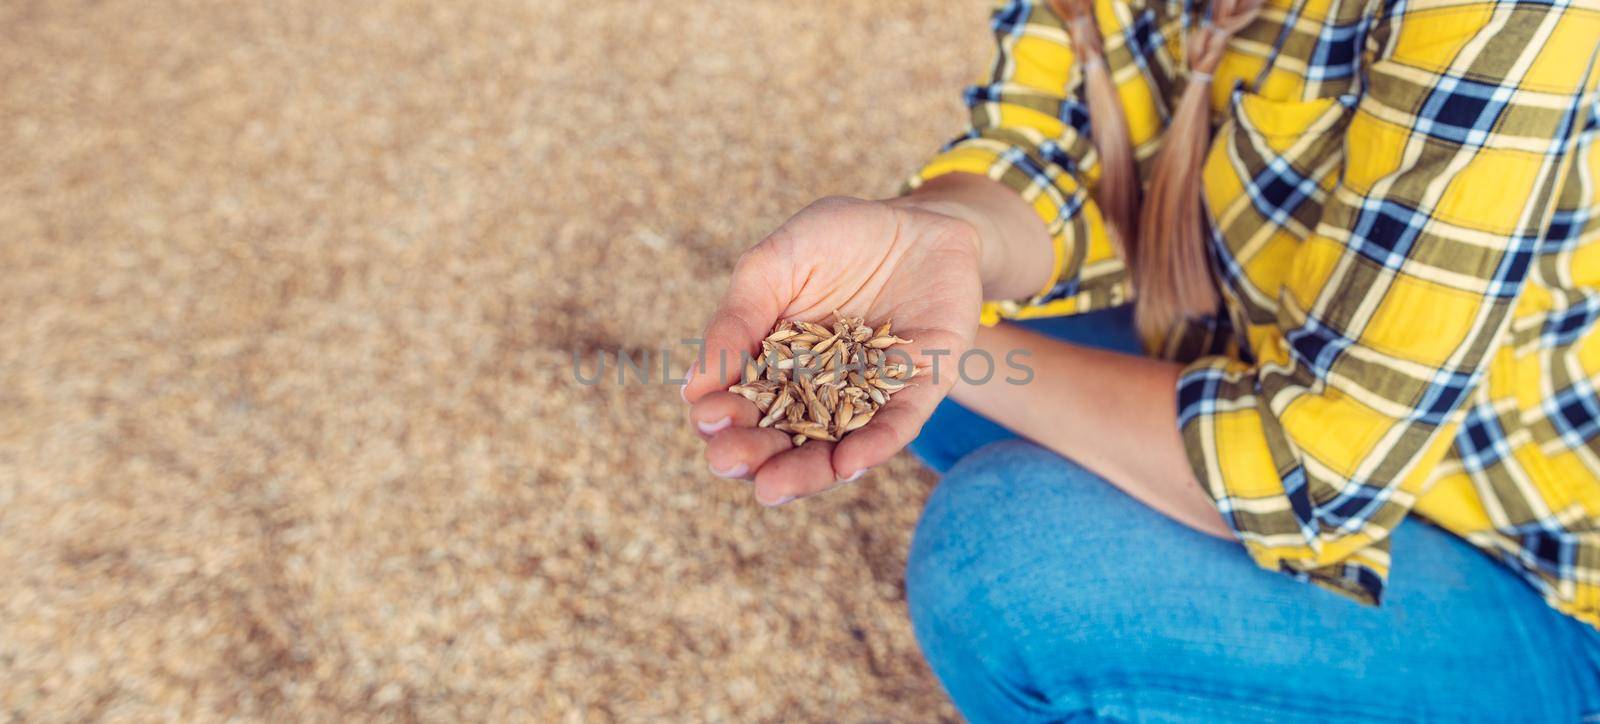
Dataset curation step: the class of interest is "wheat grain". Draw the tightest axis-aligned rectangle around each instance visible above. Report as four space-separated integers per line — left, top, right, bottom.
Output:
725 312 915 449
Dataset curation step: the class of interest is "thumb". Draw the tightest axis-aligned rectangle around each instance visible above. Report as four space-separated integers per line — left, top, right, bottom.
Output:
683 245 791 403
830 327 967 477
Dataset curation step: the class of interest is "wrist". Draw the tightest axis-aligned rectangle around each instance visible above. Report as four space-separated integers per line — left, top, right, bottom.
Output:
890 173 1053 301
889 182 1005 291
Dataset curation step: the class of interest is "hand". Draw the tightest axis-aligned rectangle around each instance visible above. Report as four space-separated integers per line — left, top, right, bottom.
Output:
683 195 983 506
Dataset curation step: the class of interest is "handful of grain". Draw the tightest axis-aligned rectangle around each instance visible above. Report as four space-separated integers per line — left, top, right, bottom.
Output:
726 313 915 448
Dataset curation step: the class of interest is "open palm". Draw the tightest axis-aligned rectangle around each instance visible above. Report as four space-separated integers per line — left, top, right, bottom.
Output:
683 196 983 505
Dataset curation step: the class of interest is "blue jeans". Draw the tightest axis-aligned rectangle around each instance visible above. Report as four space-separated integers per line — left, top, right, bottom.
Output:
906 307 1600 722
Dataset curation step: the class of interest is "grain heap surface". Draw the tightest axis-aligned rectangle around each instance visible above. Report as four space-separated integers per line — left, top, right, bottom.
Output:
1 0 987 719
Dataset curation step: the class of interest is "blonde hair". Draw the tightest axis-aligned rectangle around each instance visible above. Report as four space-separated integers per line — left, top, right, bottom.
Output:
1048 0 1264 344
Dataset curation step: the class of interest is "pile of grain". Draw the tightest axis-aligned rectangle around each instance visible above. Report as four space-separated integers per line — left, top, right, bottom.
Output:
730 315 913 446
0 0 988 719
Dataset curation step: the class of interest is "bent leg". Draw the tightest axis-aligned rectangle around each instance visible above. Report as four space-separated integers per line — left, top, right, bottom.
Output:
906 440 1600 723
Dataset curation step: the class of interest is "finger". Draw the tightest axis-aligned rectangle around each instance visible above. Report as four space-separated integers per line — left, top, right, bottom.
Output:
688 391 760 439
752 440 839 506
704 426 794 480
683 246 791 404
830 377 944 478
831 327 966 478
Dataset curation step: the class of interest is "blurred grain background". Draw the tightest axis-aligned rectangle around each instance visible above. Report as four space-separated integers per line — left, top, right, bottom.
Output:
0 0 993 720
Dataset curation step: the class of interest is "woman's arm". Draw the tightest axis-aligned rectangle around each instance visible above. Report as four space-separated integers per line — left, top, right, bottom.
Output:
687 3 1140 505
951 322 1234 539
899 172 1233 537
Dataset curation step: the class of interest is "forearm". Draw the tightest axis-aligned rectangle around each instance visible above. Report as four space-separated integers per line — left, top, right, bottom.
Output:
951 322 1234 539
889 173 1055 302
893 174 1230 537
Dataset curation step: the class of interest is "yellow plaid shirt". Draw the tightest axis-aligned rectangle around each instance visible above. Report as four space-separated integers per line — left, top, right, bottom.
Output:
912 0 1600 626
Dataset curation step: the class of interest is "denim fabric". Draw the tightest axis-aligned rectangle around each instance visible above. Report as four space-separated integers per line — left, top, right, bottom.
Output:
905 307 1600 722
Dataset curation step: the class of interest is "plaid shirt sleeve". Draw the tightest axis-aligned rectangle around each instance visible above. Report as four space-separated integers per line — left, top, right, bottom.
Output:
908 0 1136 324
1178 0 1600 604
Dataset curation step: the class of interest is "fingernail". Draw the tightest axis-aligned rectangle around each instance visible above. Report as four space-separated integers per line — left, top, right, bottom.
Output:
840 469 866 483
710 462 749 479
761 495 795 508
696 416 731 435
680 368 694 402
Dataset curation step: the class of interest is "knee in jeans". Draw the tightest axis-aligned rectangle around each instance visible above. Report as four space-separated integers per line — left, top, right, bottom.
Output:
904 441 1125 645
